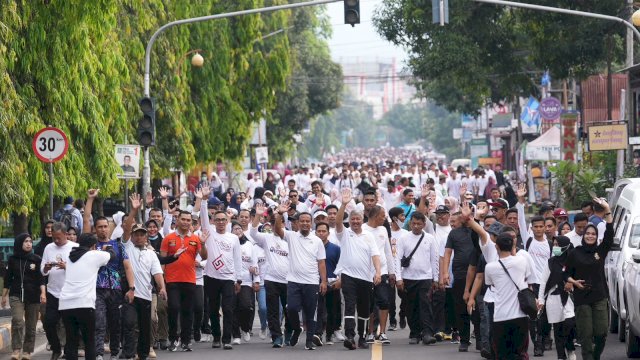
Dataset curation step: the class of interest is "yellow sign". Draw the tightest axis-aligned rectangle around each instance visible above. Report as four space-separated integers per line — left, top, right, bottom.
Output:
588 124 628 151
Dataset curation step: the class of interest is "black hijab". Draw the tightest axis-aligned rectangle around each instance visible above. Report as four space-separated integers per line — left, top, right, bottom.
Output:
581 224 599 254
544 235 573 305
13 233 33 259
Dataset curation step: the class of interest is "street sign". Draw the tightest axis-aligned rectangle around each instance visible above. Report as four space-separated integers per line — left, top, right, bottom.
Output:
540 97 562 120
32 127 69 163
255 146 269 165
588 124 627 151
115 144 142 179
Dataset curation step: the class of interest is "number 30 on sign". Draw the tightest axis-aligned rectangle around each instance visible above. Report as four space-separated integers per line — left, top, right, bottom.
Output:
32 127 69 163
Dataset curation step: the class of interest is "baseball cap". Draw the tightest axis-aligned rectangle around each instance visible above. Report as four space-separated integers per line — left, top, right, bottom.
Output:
486 221 504 236
488 198 509 209
553 208 568 218
313 211 328 219
132 224 148 234
434 205 450 214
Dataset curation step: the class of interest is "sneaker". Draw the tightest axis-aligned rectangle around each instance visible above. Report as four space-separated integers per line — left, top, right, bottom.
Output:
259 328 267 340
223 343 233 350
305 340 316 350
378 333 391 345
567 350 577 360
108 355 117 360
284 329 292 346
388 323 398 331
312 334 323 347
289 328 302 347
344 337 357 350
159 340 169 351
458 342 469 352
533 345 544 357
96 356 103 360
358 336 369 349
443 332 452 341
574 340 581 347
399 317 407 329
409 338 419 345
481 348 492 359
422 334 436 345
78 350 85 358
366 333 375 344
272 336 284 348
333 330 345 341
232 338 241 345
242 331 251 342
450 331 460 344
325 335 334 345
168 340 179 352
148 348 156 359
544 338 553 351
434 332 444 342
212 338 222 348
181 343 192 352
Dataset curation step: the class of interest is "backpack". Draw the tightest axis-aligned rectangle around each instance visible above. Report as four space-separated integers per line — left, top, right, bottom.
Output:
525 236 553 256
55 208 77 230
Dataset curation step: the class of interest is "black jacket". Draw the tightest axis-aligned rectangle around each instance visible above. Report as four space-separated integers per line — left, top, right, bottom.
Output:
5 254 44 304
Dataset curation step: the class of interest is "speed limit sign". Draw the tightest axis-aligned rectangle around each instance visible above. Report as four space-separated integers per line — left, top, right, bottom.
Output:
32 127 69 163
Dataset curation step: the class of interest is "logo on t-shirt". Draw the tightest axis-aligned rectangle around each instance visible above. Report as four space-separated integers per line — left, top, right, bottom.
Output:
168 241 176 247
189 241 197 246
213 254 225 270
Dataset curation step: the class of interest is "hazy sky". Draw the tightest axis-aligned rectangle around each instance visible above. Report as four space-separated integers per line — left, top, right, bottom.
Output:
325 0 408 65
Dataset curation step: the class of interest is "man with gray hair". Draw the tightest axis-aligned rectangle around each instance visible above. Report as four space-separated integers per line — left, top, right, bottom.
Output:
334 189 382 350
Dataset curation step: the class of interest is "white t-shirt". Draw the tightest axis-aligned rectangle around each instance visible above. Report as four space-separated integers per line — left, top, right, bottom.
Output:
40 241 79 298
434 224 452 277
396 231 439 282
484 255 530 322
390 228 408 261
250 226 290 284
283 230 326 285
526 239 551 284
123 240 163 301
565 230 582 248
239 240 259 286
335 228 380 282
447 178 462 199
59 250 111 310
362 224 394 275
204 231 242 282
253 244 267 286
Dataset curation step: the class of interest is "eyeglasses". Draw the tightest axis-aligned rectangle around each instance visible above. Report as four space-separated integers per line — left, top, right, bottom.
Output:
289 194 297 198
214 218 227 222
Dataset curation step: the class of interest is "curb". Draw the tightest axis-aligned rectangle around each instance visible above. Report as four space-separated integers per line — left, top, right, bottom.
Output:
0 323 10 352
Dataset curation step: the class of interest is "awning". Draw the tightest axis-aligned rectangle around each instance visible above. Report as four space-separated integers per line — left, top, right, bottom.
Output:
524 126 561 161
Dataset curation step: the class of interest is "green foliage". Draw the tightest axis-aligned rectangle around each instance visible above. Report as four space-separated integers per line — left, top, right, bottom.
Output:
373 0 625 114
0 0 315 217
549 160 607 209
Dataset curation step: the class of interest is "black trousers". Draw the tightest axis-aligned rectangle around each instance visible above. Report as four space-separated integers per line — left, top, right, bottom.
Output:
529 284 551 347
491 317 529 360
204 276 235 344
62 308 95 360
341 274 372 339
287 281 319 342
315 287 341 337
265 280 290 340
452 279 471 343
44 293 67 355
431 287 446 333
404 279 435 339
232 286 255 338
445 287 456 333
122 297 152 359
554 317 577 359
193 285 204 337
166 282 195 344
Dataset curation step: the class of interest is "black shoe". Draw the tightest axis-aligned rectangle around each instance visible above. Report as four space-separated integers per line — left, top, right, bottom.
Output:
51 352 62 360
181 343 192 352
544 338 553 351
422 334 436 345
212 338 222 348
399 317 407 329
289 328 302 347
358 336 369 349
305 340 316 350
194 331 201 342
312 334 323 347
152 341 159 350
533 346 544 357
159 340 169 351
458 342 469 352
168 340 179 352
223 343 232 350
480 348 492 359
344 338 357 350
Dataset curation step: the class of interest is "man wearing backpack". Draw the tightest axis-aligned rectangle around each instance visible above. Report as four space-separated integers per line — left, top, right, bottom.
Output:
54 196 83 233
516 185 552 357
83 189 135 360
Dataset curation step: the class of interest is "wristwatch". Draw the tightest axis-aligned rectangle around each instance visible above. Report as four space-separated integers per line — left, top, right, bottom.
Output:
129 287 136 292
236 280 242 285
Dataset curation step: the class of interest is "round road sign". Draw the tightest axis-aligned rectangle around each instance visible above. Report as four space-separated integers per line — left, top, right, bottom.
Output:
32 127 69 163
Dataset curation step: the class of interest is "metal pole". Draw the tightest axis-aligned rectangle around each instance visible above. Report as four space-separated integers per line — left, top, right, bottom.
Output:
49 161 54 219
125 179 129 213
141 0 342 198
473 0 640 43
625 0 635 177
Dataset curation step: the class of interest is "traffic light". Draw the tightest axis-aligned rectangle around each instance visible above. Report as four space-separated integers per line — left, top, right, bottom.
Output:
344 0 360 27
137 97 156 147
432 0 449 25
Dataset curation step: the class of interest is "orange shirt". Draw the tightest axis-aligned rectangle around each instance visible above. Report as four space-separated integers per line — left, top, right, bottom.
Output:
160 232 201 284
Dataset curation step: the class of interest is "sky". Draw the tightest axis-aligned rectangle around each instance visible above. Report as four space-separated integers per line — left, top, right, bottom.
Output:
325 0 408 65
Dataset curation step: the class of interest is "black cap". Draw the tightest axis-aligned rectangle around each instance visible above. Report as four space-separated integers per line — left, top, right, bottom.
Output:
435 205 450 214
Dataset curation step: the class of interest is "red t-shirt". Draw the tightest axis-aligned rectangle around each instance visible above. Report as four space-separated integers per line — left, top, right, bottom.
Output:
160 232 201 284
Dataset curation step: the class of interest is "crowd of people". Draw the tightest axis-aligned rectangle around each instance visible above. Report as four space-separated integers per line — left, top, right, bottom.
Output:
3 151 616 360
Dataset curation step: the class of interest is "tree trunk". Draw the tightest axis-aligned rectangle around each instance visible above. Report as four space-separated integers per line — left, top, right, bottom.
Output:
11 213 28 237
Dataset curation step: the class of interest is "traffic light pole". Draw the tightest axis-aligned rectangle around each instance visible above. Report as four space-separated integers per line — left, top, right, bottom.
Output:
141 0 343 198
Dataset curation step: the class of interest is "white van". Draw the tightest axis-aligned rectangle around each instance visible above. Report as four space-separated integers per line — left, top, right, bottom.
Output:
607 182 640 344
451 158 471 169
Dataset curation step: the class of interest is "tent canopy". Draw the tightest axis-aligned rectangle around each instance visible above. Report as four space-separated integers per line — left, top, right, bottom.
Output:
525 126 561 161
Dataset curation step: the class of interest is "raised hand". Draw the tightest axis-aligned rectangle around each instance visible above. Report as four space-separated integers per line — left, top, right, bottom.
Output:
255 202 266 216
460 182 467 195
593 197 610 212
460 200 472 219
87 188 100 199
341 188 352 204
201 228 210 243
145 191 154 206
158 187 170 199
194 188 203 200
421 183 429 197
277 200 290 214
516 183 527 198
129 193 142 210
201 186 211 199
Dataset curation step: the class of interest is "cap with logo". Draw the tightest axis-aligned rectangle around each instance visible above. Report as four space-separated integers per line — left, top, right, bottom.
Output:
132 224 148 234
553 208 568 218
488 198 509 209
434 205 450 214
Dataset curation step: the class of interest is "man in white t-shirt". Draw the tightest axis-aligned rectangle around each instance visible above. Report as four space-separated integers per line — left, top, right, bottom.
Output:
388 207 409 331
59 234 112 360
334 189 381 350
120 195 167 360
274 202 327 351
565 213 589 248
484 233 530 359
432 205 451 341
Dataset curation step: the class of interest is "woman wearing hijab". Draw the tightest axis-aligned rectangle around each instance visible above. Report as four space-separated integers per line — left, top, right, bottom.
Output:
2 233 46 360
565 198 613 360
34 220 54 257
538 235 576 360
558 221 573 236
110 211 125 240
263 172 277 194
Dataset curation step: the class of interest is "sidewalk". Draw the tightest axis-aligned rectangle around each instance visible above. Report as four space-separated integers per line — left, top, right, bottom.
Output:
0 314 44 355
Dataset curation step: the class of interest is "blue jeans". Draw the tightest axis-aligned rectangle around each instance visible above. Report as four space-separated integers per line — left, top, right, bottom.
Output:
479 294 491 351
257 285 267 330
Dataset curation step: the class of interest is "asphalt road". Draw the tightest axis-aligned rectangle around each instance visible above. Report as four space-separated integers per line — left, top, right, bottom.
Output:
6 323 632 360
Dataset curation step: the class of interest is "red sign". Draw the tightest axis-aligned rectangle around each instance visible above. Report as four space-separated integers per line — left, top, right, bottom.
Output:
561 112 579 162
32 127 69 163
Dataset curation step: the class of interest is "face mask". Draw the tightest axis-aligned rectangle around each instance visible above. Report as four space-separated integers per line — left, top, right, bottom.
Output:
148 234 158 241
395 219 404 228
552 246 564 257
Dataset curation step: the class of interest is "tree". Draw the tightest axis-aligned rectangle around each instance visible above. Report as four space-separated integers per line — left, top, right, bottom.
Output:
373 0 625 114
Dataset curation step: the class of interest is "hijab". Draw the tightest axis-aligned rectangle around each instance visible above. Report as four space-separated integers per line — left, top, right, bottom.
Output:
544 235 573 305
111 211 125 240
13 233 33 259
581 224 599 254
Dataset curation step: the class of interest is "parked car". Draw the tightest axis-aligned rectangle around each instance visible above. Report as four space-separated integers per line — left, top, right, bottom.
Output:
622 247 640 357
606 181 640 342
